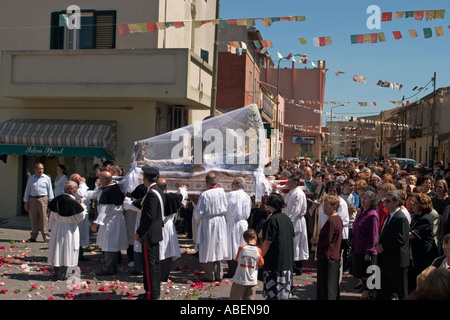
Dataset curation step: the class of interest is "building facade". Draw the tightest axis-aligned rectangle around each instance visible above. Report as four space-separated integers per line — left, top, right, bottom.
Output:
260 60 326 161
0 0 216 217
216 25 282 166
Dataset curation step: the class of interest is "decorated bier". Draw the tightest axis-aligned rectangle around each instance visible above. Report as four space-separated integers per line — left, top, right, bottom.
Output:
123 104 274 204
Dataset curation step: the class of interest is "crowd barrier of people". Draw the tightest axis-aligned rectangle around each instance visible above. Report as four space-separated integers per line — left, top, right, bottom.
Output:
22 157 450 300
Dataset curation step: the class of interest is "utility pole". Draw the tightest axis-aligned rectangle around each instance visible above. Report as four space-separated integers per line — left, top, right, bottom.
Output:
430 72 437 167
379 111 383 161
210 0 220 117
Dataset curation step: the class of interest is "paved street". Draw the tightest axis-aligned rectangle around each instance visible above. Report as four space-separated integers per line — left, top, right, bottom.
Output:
0 215 360 302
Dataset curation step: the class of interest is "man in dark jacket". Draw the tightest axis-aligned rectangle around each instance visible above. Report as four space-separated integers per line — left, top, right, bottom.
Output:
135 166 166 300
375 190 410 300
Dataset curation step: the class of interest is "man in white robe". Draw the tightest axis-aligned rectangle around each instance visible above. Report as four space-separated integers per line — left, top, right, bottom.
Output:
47 181 87 281
224 177 252 278
193 172 228 282
91 171 129 276
284 175 309 275
157 178 188 282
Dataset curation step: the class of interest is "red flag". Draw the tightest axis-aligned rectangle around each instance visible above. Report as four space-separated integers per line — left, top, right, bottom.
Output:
415 11 425 20
357 34 364 43
118 24 129 36
393 31 402 39
370 33 378 43
146 23 157 32
382 12 392 21
174 21 185 28
319 37 326 46
285 53 292 60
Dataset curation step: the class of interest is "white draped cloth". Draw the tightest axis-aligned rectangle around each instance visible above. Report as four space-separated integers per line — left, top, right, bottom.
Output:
160 187 188 260
47 196 87 267
284 186 309 261
94 186 129 252
123 197 143 254
193 187 228 263
224 189 252 261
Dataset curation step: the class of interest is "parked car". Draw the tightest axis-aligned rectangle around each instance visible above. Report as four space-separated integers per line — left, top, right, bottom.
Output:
345 157 359 163
333 155 345 162
390 157 420 169
359 156 376 164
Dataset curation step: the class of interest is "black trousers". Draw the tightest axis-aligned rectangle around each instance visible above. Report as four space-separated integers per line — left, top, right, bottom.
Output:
142 242 161 300
160 257 172 282
316 259 340 300
376 265 408 300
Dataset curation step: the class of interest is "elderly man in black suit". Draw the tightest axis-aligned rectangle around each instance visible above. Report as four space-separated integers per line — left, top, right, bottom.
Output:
375 189 410 300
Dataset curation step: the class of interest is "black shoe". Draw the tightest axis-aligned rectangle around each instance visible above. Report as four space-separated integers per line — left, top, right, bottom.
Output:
137 293 151 300
26 238 36 243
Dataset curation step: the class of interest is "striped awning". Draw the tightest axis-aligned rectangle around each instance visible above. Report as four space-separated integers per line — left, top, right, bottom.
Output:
0 119 117 159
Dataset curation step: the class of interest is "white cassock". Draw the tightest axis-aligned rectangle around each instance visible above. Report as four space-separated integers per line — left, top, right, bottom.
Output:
160 187 188 261
284 186 309 261
47 196 87 267
319 196 349 240
193 187 228 263
75 181 91 247
123 207 138 248
94 187 129 252
123 197 142 254
224 188 251 261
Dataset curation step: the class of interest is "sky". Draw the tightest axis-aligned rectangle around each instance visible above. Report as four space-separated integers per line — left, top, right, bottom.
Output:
219 0 450 124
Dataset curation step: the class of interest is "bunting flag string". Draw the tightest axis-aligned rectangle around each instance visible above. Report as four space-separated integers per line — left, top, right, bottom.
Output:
381 9 445 22
117 15 306 36
313 37 332 47
377 80 403 90
283 93 449 131
352 75 367 84
351 26 446 44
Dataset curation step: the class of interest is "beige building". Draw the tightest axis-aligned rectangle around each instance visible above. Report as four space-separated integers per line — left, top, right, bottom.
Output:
397 87 450 166
0 0 217 217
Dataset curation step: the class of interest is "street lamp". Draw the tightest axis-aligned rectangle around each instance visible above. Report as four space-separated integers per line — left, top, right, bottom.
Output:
330 104 345 158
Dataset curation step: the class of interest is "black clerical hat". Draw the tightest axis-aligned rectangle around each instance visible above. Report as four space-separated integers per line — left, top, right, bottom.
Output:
142 165 159 178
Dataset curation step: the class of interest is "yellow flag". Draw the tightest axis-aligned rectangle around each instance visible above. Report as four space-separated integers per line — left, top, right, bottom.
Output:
137 23 147 32
394 11 405 18
192 21 202 28
128 24 140 33
409 29 418 38
425 10 435 21
262 18 271 27
299 38 307 44
156 22 166 30
435 26 444 37
435 10 445 19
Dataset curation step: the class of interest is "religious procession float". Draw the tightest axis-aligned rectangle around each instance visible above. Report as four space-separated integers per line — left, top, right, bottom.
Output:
123 104 275 204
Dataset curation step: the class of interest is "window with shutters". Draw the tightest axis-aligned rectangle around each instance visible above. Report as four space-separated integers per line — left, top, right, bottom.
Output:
50 10 116 49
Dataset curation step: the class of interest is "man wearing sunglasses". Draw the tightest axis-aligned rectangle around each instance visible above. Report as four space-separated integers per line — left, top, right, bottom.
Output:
375 190 410 300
